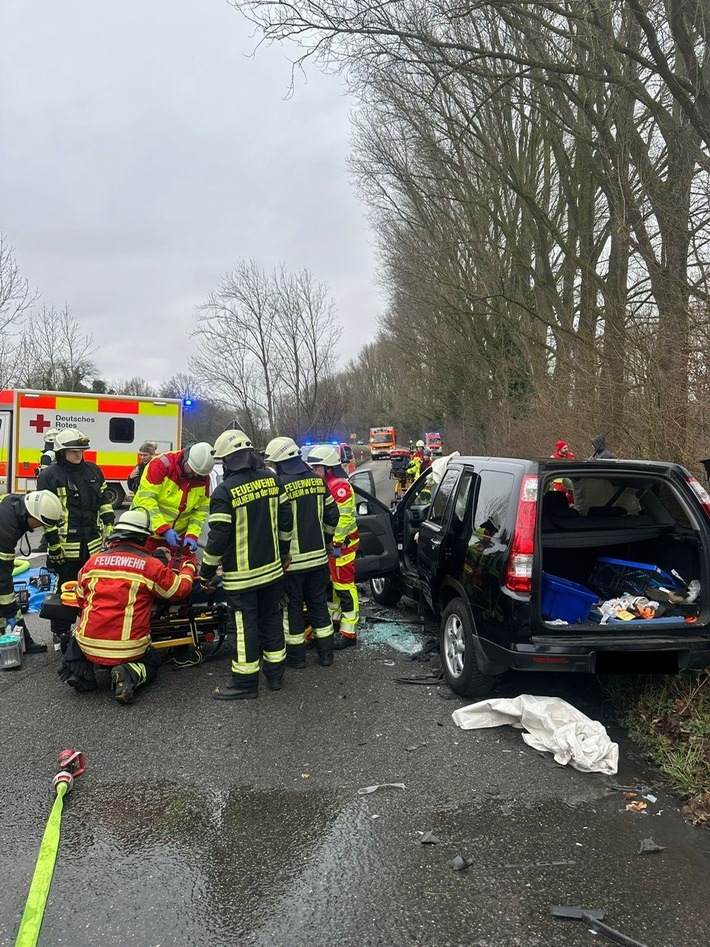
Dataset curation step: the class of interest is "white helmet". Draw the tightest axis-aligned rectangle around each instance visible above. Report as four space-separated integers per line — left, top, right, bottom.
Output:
113 507 152 539
264 436 300 464
185 442 215 476
44 428 61 445
306 444 340 467
213 430 252 459
54 428 90 451
416 440 425 448
24 490 64 527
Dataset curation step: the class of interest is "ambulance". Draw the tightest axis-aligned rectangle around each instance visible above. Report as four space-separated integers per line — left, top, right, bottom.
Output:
0 389 183 507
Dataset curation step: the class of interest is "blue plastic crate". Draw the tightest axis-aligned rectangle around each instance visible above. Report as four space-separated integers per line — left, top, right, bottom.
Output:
541 573 599 624
589 557 685 597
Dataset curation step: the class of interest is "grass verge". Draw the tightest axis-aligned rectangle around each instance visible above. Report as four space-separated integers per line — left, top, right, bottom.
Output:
605 669 710 826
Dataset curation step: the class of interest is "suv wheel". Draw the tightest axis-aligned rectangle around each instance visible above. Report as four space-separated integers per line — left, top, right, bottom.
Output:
369 575 402 607
440 599 496 698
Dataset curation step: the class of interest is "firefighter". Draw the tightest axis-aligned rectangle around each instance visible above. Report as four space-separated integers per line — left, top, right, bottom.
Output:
37 428 115 653
37 427 61 472
306 444 360 649
264 435 339 669
131 441 214 554
0 491 64 654
35 427 61 554
62 507 197 702
127 441 159 494
406 451 422 482
200 430 293 700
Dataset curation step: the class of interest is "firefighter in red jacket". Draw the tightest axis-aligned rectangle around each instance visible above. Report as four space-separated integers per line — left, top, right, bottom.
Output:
61 507 197 703
306 444 360 648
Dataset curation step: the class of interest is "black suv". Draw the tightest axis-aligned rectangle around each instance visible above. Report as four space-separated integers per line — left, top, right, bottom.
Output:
352 457 710 697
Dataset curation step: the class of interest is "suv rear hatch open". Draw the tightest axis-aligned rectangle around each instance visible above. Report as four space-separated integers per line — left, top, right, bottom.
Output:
534 462 710 660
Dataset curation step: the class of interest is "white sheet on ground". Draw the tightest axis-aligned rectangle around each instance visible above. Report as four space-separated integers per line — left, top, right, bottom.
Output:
451 694 618 774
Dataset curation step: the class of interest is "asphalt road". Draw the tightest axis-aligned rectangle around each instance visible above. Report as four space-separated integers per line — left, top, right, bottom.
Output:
1 461 709 946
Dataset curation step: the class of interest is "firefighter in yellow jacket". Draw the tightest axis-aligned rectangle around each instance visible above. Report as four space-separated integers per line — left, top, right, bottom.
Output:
131 442 214 553
306 444 360 648
200 430 293 700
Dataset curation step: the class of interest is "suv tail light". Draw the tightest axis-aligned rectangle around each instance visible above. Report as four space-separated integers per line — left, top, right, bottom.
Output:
687 477 710 516
505 474 538 594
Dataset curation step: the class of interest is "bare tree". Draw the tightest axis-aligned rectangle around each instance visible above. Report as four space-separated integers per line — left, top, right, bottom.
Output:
0 236 38 387
14 304 97 391
191 259 342 442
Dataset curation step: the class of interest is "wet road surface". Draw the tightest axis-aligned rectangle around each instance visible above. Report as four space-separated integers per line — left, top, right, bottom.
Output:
3 590 710 947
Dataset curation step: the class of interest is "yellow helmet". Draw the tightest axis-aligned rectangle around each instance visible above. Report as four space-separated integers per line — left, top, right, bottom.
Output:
264 436 300 464
213 430 252 459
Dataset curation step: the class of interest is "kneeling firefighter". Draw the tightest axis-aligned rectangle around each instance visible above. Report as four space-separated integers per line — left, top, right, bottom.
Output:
200 430 293 700
0 491 65 653
264 436 339 668
62 508 197 703
306 445 360 648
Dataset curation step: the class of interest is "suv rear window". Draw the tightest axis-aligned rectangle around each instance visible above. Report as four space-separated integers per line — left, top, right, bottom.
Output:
473 470 514 538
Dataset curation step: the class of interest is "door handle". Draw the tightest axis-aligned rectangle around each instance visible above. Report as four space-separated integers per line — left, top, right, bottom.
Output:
430 537 442 547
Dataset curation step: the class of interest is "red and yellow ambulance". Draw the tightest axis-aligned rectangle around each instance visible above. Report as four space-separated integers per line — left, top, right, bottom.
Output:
0 389 183 507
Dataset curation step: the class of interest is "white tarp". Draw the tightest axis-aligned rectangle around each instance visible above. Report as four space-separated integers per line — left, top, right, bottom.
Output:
451 694 619 774
430 451 460 484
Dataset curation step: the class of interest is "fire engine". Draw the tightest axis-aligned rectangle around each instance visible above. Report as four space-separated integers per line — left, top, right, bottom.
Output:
0 389 183 507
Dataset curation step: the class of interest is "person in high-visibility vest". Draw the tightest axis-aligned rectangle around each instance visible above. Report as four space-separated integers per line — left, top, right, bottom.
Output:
264 436 339 668
200 430 294 699
131 442 214 554
306 444 360 649
63 507 196 702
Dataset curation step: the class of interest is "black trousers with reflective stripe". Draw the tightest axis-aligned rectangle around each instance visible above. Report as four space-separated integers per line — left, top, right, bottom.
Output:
283 566 332 660
227 579 285 690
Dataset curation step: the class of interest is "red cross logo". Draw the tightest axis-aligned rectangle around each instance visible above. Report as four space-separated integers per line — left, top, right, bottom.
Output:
30 414 52 435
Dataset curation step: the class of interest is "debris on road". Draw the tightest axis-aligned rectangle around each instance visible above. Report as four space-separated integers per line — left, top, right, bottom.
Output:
625 801 648 812
357 782 407 795
638 837 666 854
451 854 469 871
552 905 606 921
418 831 440 844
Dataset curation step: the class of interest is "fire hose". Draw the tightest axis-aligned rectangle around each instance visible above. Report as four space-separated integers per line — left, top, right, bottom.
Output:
15 749 86 947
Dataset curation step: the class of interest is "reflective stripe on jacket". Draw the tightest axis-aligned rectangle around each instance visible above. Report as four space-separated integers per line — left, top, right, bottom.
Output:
279 471 339 571
0 495 30 618
74 542 195 665
132 451 210 541
202 467 293 592
326 473 359 554
37 458 114 561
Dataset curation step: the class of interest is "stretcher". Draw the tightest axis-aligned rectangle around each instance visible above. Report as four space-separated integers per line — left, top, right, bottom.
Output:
40 572 230 667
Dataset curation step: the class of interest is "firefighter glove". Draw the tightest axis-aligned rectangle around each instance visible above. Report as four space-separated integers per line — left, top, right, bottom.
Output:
182 537 198 552
47 547 65 571
164 528 180 548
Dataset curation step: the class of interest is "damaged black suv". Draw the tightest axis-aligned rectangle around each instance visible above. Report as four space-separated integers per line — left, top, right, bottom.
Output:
353 457 710 697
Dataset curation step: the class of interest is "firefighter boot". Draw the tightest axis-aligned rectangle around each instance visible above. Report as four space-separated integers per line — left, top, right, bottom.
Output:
23 627 48 654
316 635 334 667
213 679 258 701
333 633 357 650
285 644 307 670
263 665 285 691
111 664 137 705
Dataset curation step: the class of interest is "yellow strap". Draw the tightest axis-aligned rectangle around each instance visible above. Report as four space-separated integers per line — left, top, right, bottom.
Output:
15 781 69 947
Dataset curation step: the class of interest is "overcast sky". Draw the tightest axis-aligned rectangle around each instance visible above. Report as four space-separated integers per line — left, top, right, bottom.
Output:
0 0 383 389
